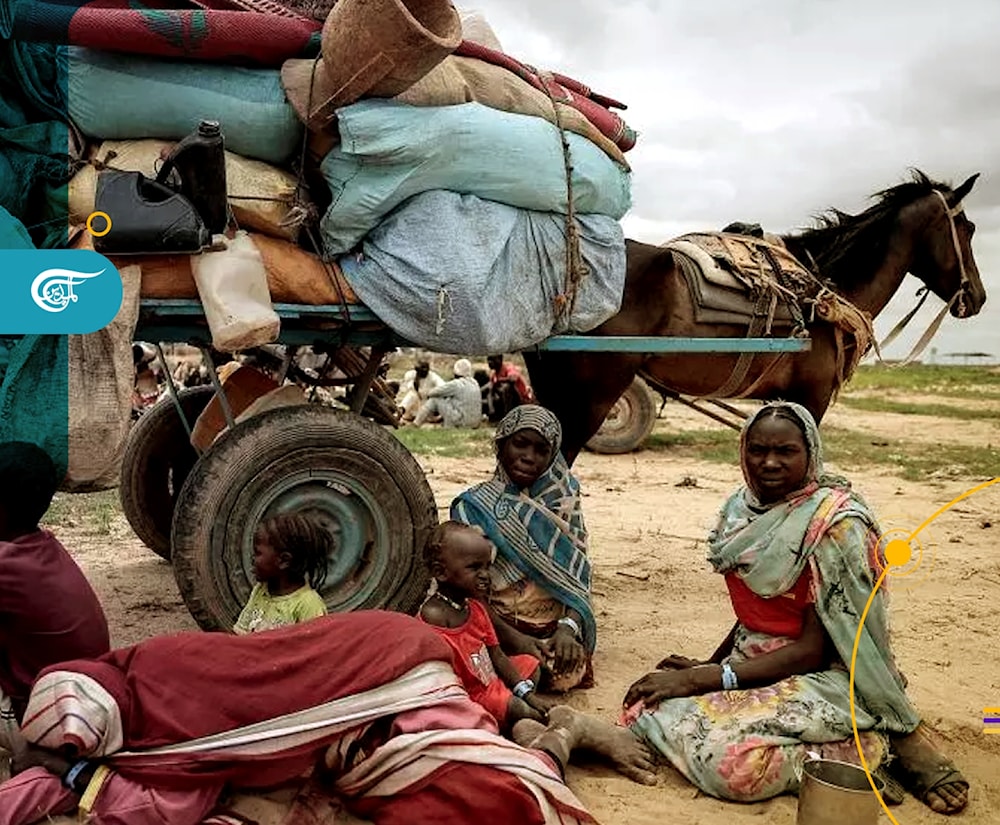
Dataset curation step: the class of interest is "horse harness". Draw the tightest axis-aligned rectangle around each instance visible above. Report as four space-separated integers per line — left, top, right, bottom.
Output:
663 232 874 398
876 191 971 366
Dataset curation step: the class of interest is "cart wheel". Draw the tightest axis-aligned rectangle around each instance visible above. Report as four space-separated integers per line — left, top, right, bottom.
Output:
170 405 437 631
585 377 657 455
120 385 214 560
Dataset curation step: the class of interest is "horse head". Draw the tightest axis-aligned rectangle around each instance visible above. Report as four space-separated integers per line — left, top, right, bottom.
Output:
908 173 986 318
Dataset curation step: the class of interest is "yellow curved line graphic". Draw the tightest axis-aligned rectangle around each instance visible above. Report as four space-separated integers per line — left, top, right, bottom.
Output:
849 475 1000 822
908 477 1000 541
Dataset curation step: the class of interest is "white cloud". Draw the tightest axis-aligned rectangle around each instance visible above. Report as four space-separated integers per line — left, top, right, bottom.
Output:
466 0 1000 358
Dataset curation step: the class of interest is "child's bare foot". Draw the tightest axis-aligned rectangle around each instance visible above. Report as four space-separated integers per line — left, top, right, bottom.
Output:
507 695 546 727
527 705 658 785
512 719 547 747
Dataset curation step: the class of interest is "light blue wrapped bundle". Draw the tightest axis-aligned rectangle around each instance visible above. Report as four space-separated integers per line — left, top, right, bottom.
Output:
340 190 626 354
321 100 631 256
67 47 302 165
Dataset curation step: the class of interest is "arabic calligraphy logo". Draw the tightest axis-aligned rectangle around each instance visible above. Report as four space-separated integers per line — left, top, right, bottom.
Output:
30 268 104 313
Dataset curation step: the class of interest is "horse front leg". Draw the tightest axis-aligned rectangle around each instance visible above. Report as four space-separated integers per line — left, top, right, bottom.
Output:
524 351 645 466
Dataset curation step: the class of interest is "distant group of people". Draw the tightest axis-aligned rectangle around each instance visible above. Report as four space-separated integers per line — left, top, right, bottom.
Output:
0 396 971 822
397 354 535 428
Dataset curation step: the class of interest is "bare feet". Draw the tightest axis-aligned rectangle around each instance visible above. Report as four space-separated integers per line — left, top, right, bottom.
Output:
890 727 969 814
521 705 658 785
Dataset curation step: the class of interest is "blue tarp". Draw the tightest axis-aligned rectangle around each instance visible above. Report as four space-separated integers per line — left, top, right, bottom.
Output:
340 190 627 354
320 100 632 257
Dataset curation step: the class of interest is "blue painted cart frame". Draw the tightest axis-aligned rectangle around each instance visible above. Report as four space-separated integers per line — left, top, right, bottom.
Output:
135 298 813 355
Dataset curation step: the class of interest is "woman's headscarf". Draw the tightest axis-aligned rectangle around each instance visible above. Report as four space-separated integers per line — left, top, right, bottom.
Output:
707 401 919 733
451 405 596 652
709 401 861 590
736 401 848 505
492 403 563 478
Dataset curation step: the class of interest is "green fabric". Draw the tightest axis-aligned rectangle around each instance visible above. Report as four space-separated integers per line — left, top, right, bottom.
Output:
0 33 70 249
706 401 920 733
0 209 69 482
0 31 71 480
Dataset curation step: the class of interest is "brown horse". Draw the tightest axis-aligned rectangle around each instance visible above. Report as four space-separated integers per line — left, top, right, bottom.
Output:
526 171 987 464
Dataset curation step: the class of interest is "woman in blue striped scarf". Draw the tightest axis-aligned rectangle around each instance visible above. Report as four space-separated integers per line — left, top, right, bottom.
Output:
451 405 595 692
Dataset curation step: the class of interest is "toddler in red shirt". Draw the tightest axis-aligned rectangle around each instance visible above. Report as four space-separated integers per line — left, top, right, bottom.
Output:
419 521 547 730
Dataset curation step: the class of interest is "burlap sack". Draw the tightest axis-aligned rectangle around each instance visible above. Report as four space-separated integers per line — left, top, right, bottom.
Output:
63 264 142 492
72 231 356 305
68 140 306 242
394 56 628 167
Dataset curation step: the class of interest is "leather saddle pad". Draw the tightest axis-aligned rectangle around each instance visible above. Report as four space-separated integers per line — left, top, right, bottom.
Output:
663 232 814 328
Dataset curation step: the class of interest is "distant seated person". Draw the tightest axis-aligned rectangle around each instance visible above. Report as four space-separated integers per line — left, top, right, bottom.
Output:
396 359 445 422
419 522 548 732
0 442 110 755
233 512 332 634
412 359 482 429
484 355 534 423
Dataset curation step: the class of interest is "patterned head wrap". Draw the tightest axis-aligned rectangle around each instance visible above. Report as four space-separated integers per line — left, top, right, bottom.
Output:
493 405 562 474
738 401 846 504
21 670 124 757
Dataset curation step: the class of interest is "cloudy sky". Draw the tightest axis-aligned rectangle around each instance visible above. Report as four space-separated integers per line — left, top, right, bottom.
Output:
467 0 999 362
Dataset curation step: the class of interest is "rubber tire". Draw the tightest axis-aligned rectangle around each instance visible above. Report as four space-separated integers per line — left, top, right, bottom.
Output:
170 405 437 631
585 377 658 454
119 385 214 560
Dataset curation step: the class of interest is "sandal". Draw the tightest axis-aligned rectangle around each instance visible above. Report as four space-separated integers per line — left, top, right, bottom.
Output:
873 765 905 806
888 728 970 814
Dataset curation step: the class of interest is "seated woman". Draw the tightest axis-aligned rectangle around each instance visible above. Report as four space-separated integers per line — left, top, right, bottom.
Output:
452 405 595 692
623 401 969 814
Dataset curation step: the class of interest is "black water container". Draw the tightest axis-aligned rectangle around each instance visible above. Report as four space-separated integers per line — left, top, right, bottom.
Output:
156 120 229 234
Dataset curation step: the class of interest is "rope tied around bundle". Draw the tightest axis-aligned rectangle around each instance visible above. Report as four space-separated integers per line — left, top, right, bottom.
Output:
538 69 590 324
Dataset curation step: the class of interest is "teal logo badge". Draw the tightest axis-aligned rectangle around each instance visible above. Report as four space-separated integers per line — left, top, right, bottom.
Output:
0 250 123 333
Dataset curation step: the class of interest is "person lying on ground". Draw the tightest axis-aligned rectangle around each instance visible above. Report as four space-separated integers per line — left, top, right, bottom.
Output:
621 401 969 814
419 521 550 731
0 611 631 825
233 512 331 634
412 358 482 429
0 441 110 756
452 405 595 692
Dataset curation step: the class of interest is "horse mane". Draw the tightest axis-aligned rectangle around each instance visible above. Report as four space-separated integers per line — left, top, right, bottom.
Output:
781 169 953 290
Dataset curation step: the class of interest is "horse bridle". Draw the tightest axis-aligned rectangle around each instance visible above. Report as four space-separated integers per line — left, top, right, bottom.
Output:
875 189 970 364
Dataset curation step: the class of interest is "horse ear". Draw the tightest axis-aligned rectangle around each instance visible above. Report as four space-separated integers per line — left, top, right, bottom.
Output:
950 173 980 205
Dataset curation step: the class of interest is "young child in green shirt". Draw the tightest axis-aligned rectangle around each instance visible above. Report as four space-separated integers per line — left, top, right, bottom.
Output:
233 512 332 634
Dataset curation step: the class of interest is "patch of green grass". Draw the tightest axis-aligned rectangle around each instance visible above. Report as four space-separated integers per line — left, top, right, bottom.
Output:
646 429 739 464
648 426 999 481
844 364 1000 395
821 428 999 481
44 490 120 535
837 396 1000 421
393 426 494 459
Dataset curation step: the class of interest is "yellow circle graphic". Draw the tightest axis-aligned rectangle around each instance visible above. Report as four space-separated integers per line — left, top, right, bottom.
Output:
883 538 913 567
86 211 112 237
849 476 1000 823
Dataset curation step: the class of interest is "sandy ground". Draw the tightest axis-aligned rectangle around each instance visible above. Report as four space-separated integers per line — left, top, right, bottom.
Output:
45 401 1000 825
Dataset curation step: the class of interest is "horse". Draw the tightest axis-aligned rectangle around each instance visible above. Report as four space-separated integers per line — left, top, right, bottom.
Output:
525 171 987 465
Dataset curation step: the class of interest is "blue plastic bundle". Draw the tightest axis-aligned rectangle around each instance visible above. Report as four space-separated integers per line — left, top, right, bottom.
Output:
321 99 632 257
67 47 302 165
